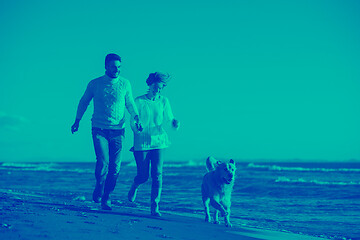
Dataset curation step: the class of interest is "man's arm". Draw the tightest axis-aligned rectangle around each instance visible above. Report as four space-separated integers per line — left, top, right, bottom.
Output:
124 80 142 131
71 82 94 134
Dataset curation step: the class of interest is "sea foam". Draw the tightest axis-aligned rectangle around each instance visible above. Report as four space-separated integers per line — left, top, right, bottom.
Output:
0 162 92 173
247 163 360 173
275 176 360 186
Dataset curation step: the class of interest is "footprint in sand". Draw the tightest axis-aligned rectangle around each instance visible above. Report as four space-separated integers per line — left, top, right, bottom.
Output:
84 221 96 224
129 219 140 224
157 234 173 239
125 218 140 225
77 212 88 218
147 225 162 230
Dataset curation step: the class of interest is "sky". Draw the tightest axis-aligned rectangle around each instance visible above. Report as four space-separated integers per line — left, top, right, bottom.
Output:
0 0 359 162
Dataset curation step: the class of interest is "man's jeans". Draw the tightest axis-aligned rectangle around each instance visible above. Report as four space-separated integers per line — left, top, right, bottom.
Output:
133 149 163 212
92 127 125 199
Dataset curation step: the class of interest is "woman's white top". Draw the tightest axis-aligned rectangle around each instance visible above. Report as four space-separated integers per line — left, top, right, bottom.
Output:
131 94 175 151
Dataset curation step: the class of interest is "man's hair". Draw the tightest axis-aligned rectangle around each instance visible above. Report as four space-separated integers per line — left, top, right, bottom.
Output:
105 53 122 66
146 72 171 86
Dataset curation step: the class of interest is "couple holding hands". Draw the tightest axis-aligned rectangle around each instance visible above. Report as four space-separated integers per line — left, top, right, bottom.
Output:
71 53 180 216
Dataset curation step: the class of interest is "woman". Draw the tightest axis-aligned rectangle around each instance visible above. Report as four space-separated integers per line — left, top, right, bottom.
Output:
128 72 180 216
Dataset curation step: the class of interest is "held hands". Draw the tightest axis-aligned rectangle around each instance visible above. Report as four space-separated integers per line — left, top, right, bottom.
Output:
135 122 143 132
172 119 180 129
134 115 143 132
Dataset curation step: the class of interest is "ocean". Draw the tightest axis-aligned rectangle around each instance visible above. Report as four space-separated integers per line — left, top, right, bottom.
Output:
0 161 359 240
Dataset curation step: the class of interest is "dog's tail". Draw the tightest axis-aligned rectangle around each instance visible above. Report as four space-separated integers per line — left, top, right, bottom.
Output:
206 156 219 172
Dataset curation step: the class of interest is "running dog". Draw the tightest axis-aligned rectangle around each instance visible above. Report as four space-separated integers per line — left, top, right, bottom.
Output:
201 156 236 227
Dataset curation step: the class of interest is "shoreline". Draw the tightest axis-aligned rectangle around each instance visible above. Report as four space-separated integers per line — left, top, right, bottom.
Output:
0 190 325 240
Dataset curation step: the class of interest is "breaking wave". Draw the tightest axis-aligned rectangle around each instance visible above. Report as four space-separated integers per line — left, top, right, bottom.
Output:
275 176 360 186
0 162 92 173
247 163 360 173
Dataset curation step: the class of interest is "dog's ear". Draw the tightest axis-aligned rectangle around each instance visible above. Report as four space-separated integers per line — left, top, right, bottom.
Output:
229 159 235 165
206 156 217 172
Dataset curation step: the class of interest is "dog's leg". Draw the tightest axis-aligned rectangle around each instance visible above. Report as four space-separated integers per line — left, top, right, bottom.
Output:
223 201 232 227
202 183 211 222
210 198 227 216
203 197 211 222
213 210 219 224
224 208 232 227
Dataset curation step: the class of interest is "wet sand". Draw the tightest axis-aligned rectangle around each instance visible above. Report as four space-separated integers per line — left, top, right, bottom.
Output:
0 191 325 240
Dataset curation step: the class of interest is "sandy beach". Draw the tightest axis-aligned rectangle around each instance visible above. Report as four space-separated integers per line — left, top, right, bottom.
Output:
0 190 325 240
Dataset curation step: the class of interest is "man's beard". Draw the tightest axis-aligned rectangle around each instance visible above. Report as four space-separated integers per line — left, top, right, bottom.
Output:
107 71 119 78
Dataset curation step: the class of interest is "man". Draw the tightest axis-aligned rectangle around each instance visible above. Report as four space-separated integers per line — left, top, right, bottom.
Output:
71 53 142 210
